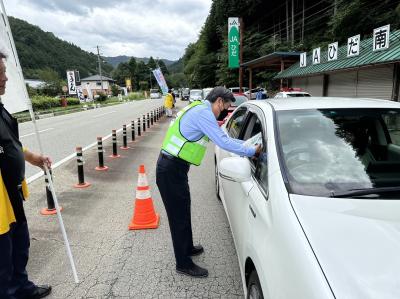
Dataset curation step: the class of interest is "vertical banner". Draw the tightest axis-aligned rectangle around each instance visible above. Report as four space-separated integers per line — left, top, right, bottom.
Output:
66 70 77 95
152 68 169 94
228 17 240 69
76 86 84 102
85 83 93 101
0 9 29 113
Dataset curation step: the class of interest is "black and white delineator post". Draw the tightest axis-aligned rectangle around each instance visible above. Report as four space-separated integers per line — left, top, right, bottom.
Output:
95 137 108 171
142 115 146 132
74 147 91 188
131 120 135 142
41 169 63 215
150 111 154 126
138 117 141 136
0 0 79 283
109 129 121 158
121 124 129 150
147 112 150 128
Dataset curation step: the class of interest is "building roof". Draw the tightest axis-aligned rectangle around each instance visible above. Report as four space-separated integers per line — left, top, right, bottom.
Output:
275 29 400 79
81 75 115 82
241 51 301 70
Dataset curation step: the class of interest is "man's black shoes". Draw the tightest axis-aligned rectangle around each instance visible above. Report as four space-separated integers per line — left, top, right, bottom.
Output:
26 285 52 299
176 263 209 278
190 245 204 256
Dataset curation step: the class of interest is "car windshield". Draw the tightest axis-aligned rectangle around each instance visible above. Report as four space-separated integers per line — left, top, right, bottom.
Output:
190 90 202 96
150 89 158 93
287 93 311 97
232 95 247 106
276 108 400 198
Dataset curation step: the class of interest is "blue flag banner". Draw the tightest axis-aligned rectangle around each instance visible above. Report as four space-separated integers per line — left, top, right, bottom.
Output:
152 68 169 95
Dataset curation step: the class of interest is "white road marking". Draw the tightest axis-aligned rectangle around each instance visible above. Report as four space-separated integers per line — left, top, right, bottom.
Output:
92 111 116 118
20 128 54 138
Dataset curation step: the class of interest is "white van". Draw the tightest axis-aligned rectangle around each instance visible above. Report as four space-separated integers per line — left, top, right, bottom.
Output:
150 89 161 99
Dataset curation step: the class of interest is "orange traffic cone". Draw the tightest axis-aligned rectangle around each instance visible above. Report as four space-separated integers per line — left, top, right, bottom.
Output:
128 165 160 230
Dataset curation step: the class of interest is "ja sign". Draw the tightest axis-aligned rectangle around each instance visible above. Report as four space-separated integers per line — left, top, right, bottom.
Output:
228 17 240 68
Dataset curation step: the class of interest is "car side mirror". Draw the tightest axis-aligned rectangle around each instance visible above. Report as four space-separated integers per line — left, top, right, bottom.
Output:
219 157 252 183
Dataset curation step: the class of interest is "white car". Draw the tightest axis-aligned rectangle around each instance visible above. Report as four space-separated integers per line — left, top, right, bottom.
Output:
274 90 311 98
150 89 161 99
202 87 213 100
244 88 268 100
189 89 203 103
215 97 400 299
229 86 249 93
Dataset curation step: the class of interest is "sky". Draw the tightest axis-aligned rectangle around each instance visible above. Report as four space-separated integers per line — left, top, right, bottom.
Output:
3 0 212 61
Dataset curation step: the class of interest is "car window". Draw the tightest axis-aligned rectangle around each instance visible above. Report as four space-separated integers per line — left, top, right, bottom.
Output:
277 108 400 198
242 113 268 193
226 108 247 139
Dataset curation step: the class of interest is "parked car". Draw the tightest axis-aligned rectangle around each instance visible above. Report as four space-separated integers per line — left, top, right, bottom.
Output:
182 88 190 101
215 97 400 299
189 89 203 103
229 86 249 93
202 87 214 100
217 93 249 126
172 88 180 98
150 89 161 99
245 87 268 99
274 88 311 98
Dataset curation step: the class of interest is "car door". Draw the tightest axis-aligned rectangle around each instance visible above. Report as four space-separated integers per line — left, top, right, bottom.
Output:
220 107 266 262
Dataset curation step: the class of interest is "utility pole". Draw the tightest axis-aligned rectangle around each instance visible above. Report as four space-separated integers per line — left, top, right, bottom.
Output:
302 0 305 43
149 70 152 89
239 18 244 93
291 0 294 46
97 45 104 93
286 0 289 43
334 0 337 15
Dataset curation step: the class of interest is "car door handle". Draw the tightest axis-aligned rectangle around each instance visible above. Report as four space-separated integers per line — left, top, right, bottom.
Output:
249 205 256 218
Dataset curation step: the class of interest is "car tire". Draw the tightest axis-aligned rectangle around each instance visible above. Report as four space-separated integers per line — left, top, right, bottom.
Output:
247 270 264 299
214 157 221 201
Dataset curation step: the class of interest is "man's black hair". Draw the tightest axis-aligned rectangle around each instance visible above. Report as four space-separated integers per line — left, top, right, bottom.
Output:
205 86 235 103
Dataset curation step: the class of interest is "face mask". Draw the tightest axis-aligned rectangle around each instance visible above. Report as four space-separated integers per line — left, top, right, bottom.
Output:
217 100 229 120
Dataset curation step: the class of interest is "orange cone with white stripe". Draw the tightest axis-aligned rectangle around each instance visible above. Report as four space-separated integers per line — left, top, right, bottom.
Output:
128 164 160 230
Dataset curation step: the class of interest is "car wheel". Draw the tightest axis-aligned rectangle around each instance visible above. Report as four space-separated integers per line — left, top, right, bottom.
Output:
247 270 264 299
214 157 221 201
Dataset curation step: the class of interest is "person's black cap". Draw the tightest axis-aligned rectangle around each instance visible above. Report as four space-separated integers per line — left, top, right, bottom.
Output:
206 86 235 103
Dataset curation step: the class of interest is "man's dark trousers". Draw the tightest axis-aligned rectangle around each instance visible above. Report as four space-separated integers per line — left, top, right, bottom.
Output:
156 153 194 268
0 221 36 299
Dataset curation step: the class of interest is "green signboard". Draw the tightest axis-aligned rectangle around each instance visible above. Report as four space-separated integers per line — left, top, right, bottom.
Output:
228 17 240 69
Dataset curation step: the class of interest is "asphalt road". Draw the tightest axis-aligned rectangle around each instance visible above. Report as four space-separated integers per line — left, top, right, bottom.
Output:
19 99 163 178
24 101 244 298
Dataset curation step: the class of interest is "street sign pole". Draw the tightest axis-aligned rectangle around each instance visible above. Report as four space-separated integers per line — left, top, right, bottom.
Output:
239 18 244 93
228 17 240 69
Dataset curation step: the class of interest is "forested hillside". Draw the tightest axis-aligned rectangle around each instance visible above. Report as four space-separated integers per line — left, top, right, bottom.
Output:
183 0 400 88
9 17 113 80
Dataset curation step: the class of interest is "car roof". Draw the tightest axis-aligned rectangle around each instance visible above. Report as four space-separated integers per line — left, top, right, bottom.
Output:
281 91 309 94
246 97 400 111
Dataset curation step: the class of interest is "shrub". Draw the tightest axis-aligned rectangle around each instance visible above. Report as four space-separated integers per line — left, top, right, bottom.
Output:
96 93 108 102
66 98 80 105
31 96 81 110
126 92 144 101
31 96 61 110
